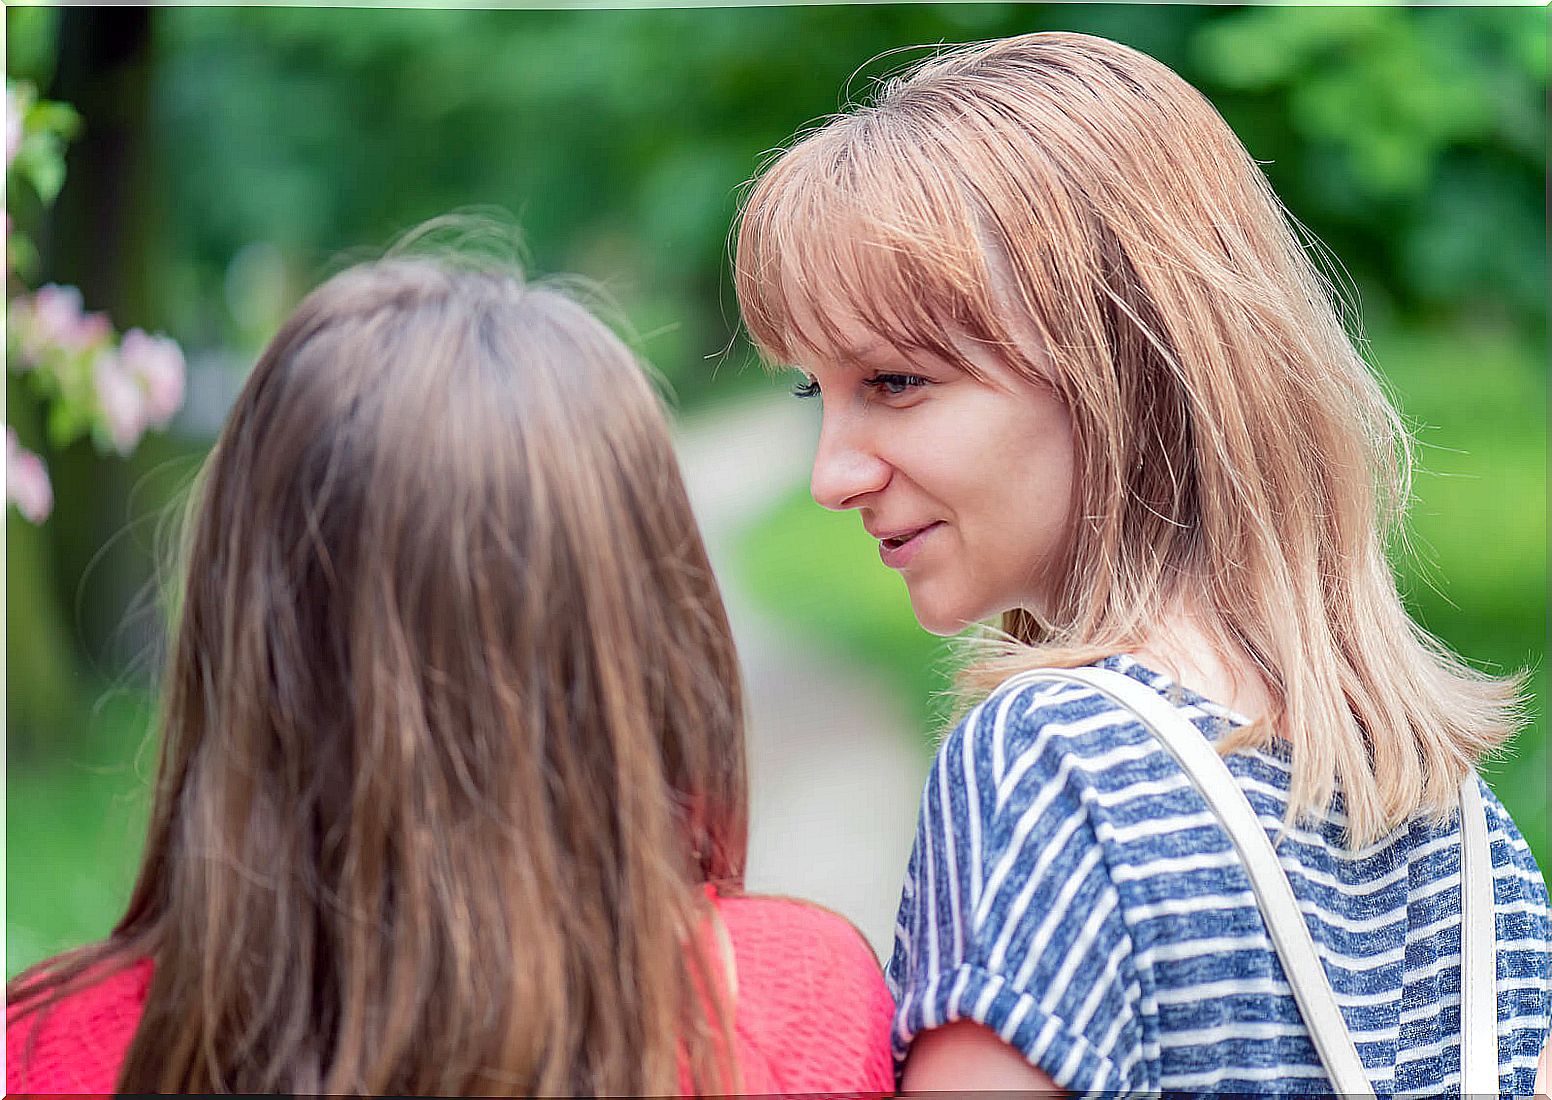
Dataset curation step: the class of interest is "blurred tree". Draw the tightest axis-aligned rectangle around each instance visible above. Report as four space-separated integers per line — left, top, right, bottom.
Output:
1193 6 1546 332
7 11 188 750
9 1 1544 736
6 3 1545 970
139 6 1544 381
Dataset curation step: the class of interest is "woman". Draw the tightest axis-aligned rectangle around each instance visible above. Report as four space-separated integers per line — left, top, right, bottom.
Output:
734 32 1549 1093
7 249 895 1094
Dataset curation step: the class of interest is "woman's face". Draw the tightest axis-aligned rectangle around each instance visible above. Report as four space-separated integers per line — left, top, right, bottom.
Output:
794 315 1076 636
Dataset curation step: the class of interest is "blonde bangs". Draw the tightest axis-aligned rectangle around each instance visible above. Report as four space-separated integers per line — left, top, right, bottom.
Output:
735 118 1020 378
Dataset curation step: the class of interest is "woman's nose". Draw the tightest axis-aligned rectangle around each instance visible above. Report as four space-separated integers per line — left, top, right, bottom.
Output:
810 412 890 511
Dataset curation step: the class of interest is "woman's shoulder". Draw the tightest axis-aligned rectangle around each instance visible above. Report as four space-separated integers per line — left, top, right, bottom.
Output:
1479 778 1551 921
712 893 894 1091
933 657 1177 814
714 892 886 989
965 659 1130 727
6 956 152 1093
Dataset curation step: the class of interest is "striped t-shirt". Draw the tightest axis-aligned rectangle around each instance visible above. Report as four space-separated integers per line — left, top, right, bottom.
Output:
886 655 1550 1093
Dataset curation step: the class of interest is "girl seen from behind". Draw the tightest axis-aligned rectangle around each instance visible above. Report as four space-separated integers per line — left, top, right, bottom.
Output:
736 31 1550 1093
7 250 895 1094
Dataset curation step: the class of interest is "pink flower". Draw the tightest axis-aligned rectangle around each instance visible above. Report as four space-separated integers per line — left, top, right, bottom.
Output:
14 285 112 364
6 426 53 524
5 85 21 170
118 328 186 428
93 348 146 454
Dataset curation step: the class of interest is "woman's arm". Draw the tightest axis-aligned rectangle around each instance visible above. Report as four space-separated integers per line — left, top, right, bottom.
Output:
901 1020 1063 1093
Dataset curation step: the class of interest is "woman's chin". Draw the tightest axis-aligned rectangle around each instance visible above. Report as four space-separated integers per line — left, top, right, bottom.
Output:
906 591 979 638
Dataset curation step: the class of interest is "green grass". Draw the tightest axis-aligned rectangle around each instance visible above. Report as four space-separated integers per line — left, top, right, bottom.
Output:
1370 324 1548 864
8 688 154 978
732 322 1547 869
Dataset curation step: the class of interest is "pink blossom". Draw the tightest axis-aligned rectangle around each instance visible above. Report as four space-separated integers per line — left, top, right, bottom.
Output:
93 348 146 454
5 85 21 170
15 285 112 364
6 427 53 524
119 328 186 427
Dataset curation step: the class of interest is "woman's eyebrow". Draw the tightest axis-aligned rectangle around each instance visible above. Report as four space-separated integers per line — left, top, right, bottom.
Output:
830 341 902 370
798 337 920 373
787 346 884 374
838 339 888 360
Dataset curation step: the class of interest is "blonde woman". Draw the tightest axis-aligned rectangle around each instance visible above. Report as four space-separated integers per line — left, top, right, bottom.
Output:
735 32 1549 1093
7 252 895 1094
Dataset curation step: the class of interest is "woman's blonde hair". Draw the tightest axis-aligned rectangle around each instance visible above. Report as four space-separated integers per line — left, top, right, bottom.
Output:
734 31 1524 847
9 253 745 1093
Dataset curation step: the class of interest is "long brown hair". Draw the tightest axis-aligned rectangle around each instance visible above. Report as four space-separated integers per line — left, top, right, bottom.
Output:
734 31 1524 847
9 253 746 1093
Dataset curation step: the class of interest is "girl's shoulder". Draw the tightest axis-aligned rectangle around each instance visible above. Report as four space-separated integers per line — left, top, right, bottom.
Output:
713 891 888 998
6 956 153 1093
712 892 895 1092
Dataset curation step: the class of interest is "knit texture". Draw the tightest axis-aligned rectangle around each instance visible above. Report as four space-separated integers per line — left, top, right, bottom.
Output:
7 895 896 1094
6 958 152 1094
887 654 1550 1093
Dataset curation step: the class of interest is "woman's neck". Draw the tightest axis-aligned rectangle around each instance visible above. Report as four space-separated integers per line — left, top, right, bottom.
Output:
1129 605 1271 725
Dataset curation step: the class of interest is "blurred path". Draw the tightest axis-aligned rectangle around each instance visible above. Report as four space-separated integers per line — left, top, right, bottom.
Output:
673 393 931 962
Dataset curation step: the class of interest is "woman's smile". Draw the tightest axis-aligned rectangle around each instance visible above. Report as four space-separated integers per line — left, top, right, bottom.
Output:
873 520 944 569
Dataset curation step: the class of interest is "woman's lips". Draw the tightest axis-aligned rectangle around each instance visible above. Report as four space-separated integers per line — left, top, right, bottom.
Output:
879 522 943 569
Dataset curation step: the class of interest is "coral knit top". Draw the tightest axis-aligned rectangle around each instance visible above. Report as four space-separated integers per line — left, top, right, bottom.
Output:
7 892 897 1094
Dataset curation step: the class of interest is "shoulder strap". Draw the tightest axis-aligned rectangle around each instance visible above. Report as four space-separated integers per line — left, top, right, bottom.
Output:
1458 774 1498 1093
1016 666 1500 1094
1014 666 1376 1096
707 900 739 1002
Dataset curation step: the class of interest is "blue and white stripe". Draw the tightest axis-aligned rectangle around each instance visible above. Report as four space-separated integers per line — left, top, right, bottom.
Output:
886 655 1551 1093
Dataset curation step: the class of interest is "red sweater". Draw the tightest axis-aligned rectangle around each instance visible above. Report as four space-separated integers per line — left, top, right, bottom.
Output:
7 894 896 1094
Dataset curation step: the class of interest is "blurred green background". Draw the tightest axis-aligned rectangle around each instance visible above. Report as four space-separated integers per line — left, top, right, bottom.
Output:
7 5 1545 977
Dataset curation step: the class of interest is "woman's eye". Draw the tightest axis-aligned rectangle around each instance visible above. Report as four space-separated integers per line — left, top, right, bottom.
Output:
863 373 928 396
791 377 821 399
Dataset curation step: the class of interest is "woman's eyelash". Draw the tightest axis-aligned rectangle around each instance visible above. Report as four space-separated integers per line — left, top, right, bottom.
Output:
790 373 927 399
863 373 929 395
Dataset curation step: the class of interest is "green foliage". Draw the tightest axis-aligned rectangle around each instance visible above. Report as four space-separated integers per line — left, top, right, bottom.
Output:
151 6 831 399
10 92 79 206
4 7 60 91
5 78 79 281
7 74 190 474
130 5 1546 405
1192 6 1546 329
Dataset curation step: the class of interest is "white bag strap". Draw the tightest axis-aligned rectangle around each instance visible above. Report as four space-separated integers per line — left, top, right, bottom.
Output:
1014 667 1373 1092
1014 666 1498 1095
1458 773 1498 1094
